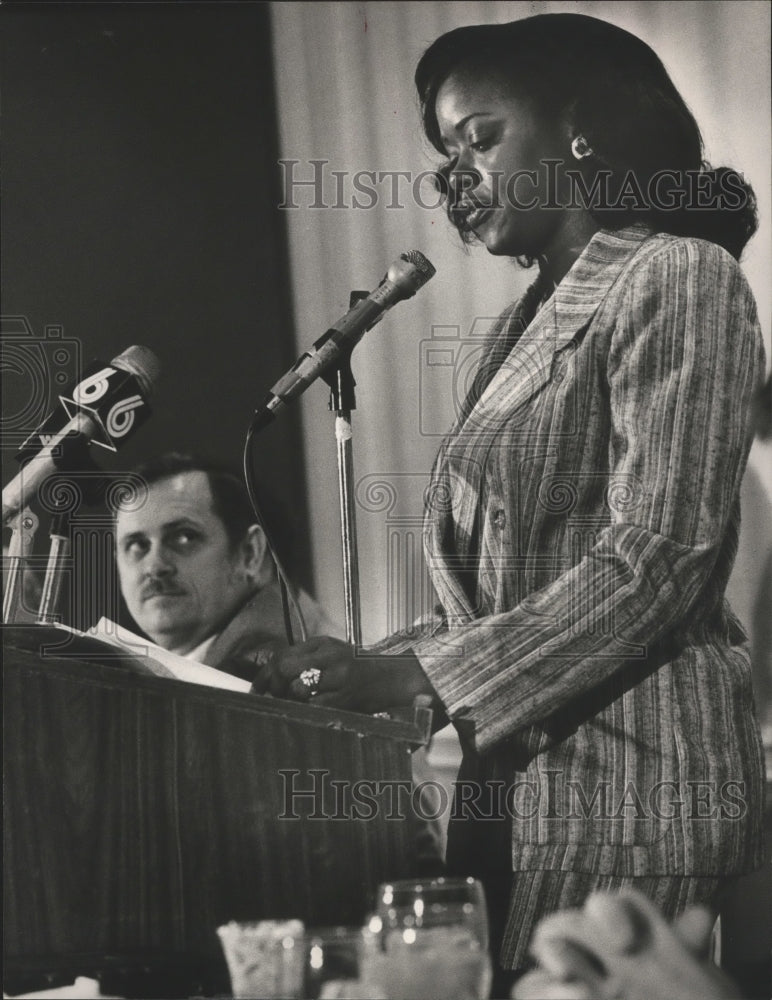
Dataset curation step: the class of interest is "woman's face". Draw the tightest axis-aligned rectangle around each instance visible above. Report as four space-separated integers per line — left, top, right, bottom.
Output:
434 70 574 259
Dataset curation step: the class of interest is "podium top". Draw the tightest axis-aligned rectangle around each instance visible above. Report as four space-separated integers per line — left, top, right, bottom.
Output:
3 624 431 747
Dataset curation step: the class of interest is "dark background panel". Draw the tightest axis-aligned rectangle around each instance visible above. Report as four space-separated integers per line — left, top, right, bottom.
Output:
1 2 311 619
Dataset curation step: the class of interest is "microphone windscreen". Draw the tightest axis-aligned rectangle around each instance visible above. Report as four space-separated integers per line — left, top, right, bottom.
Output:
401 250 436 283
111 345 162 398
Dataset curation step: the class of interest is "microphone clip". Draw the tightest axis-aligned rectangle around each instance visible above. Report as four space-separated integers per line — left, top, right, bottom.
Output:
322 290 368 412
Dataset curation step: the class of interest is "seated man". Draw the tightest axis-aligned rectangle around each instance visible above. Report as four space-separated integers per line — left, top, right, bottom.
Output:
114 452 341 679
114 452 445 875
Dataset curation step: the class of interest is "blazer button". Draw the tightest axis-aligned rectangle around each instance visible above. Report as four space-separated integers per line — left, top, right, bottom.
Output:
494 509 506 529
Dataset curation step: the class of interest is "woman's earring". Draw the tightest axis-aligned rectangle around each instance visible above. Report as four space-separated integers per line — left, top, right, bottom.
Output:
571 136 593 160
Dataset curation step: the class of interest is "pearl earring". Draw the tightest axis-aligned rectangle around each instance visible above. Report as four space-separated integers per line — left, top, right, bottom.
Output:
571 136 593 160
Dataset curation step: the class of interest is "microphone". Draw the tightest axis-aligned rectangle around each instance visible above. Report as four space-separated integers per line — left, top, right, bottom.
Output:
253 250 435 429
16 345 161 460
3 345 161 525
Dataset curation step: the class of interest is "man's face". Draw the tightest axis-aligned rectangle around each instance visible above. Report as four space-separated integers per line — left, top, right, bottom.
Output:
115 471 257 654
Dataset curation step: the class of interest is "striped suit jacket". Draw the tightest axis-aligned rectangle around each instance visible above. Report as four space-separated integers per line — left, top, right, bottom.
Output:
374 224 765 877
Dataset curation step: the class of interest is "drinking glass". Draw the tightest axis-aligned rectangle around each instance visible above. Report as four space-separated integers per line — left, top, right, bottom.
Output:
376 877 489 950
366 877 492 1000
301 926 372 999
216 919 305 999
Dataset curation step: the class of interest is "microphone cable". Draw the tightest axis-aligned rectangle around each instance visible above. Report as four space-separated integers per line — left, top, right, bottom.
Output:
242 419 307 647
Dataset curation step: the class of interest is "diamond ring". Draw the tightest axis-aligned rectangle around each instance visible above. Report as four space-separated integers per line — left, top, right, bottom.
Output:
298 667 322 695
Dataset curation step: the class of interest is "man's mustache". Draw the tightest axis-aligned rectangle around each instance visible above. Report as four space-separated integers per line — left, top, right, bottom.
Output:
140 580 188 601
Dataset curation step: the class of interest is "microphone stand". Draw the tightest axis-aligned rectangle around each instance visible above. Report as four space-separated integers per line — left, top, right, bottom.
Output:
2 508 40 623
321 296 433 738
317 287 434 740
37 509 70 624
321 291 367 646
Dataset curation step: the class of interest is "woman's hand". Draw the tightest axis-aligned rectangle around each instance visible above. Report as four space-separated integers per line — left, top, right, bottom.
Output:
514 889 740 1000
253 635 436 715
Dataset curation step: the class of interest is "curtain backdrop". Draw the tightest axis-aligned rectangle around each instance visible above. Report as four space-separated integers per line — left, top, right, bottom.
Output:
270 1 771 645
1 5 309 627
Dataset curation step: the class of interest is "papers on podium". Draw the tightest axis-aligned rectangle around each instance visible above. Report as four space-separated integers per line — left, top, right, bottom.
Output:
84 617 251 693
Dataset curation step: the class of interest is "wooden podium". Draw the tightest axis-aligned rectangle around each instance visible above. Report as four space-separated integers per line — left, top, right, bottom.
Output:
3 627 429 996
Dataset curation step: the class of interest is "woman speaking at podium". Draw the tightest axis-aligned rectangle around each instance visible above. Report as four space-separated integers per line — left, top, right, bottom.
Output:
258 13 766 988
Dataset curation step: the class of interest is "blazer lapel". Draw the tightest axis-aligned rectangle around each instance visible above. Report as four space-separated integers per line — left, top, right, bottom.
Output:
468 224 654 425
427 225 653 623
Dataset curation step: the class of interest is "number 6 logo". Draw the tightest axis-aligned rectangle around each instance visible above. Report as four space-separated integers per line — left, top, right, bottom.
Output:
106 395 144 438
72 366 115 404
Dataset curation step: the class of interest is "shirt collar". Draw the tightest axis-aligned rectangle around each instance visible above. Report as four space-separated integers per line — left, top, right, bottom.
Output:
184 632 219 664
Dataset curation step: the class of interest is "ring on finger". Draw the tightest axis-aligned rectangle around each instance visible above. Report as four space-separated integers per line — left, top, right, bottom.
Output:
298 667 322 696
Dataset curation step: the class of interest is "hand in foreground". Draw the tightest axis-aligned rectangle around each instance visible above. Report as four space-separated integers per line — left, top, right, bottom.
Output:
251 635 436 714
513 888 740 1000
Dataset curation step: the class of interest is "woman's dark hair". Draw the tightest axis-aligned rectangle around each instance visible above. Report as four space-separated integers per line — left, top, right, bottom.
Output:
416 14 757 260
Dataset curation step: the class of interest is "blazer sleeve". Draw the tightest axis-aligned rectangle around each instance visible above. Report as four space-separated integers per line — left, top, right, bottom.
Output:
407 239 765 755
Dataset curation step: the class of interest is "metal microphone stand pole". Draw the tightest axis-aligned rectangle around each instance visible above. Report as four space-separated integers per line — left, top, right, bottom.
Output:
37 509 70 624
322 291 367 646
3 508 40 623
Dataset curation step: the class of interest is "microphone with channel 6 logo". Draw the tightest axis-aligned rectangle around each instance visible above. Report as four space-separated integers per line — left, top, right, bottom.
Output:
3 345 161 525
